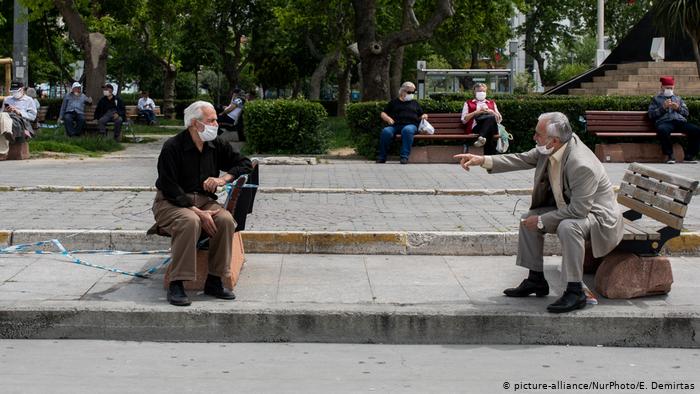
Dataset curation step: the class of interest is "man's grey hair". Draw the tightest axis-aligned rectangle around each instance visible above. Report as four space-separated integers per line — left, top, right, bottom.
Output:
398 81 416 96
183 100 215 128
538 112 573 143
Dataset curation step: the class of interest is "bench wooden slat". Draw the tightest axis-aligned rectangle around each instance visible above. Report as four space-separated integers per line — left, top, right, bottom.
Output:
622 171 692 203
619 182 687 217
592 132 685 138
623 221 649 240
629 162 700 192
623 218 660 240
617 194 684 230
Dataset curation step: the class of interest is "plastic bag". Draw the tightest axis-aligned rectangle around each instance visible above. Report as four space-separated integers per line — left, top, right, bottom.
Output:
419 119 435 135
496 123 513 153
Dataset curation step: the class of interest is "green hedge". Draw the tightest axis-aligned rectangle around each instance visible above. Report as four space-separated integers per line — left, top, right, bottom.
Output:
347 97 700 159
244 99 330 154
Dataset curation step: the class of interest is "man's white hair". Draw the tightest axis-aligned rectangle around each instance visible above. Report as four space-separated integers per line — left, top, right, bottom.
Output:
538 112 573 143
183 100 215 128
398 81 416 96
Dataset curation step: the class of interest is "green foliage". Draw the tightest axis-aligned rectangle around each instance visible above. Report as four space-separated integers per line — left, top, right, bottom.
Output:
324 116 353 149
513 72 535 94
346 96 700 159
29 126 123 156
244 99 330 154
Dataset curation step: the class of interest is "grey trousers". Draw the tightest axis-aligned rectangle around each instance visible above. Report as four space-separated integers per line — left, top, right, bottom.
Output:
98 109 123 140
516 207 592 283
152 191 235 282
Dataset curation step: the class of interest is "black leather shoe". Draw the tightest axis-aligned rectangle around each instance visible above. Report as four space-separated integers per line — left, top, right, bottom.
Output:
546 290 586 313
399 157 408 164
167 280 191 306
204 275 236 300
376 158 386 163
503 279 549 297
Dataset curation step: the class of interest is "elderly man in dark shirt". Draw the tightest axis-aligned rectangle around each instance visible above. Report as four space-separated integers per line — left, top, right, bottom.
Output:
153 100 252 306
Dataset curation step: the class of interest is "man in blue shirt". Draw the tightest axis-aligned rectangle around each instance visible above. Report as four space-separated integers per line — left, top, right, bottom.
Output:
59 82 93 137
648 76 700 164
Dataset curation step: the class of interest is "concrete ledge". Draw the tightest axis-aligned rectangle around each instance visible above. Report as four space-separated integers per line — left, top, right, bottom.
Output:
0 302 698 347
3 230 700 256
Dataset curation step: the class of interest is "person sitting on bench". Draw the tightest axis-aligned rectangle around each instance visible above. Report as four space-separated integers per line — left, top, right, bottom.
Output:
454 112 623 313
137 90 158 125
461 83 502 154
648 76 700 164
94 83 126 141
153 100 252 306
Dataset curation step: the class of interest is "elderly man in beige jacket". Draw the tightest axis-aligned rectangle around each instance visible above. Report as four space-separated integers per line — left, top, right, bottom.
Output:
455 112 623 313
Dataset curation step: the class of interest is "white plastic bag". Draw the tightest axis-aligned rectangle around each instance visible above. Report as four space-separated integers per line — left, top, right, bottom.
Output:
496 123 513 153
419 119 435 135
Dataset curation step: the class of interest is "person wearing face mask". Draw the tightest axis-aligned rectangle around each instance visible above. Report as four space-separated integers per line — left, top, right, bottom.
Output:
58 82 93 137
2 81 37 142
454 112 623 314
94 83 126 141
461 83 502 154
151 101 252 306
648 76 700 164
377 81 428 164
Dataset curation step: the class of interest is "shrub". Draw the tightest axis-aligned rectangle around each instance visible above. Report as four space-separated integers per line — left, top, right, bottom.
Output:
346 96 700 158
244 99 330 154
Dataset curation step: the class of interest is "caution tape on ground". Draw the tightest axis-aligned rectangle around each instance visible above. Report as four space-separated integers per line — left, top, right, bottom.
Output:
0 239 171 278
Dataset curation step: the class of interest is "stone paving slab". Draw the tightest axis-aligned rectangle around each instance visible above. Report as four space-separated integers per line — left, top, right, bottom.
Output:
1 157 698 190
2 190 700 233
0 253 699 346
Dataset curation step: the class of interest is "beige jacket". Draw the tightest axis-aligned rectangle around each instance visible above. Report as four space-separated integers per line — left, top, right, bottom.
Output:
490 134 624 257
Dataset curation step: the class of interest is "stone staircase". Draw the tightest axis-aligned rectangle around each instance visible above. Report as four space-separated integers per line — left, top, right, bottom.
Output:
569 61 700 96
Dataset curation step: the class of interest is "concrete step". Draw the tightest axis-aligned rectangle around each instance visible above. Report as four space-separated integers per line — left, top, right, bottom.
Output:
1 253 699 347
616 61 698 70
3 229 700 256
593 74 700 83
582 80 700 90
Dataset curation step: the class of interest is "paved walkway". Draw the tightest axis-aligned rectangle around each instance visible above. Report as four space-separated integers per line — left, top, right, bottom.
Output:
1 253 699 346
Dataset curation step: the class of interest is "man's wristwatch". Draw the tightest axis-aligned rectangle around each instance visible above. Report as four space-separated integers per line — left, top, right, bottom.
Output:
536 216 544 231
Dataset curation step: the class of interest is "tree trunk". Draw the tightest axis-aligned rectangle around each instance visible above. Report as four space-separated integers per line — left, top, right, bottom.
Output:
161 63 177 119
352 0 454 101
337 61 352 117
53 0 108 101
389 46 405 96
359 51 392 101
309 49 341 100
690 35 700 78
470 46 479 68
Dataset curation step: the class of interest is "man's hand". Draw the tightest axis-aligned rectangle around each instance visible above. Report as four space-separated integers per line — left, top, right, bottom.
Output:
421 114 428 120
671 101 680 110
522 215 539 232
194 208 220 236
112 112 120 121
453 153 485 171
663 99 672 109
203 177 226 193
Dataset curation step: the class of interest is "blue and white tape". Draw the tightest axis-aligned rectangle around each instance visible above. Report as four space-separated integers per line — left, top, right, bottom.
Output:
0 239 171 278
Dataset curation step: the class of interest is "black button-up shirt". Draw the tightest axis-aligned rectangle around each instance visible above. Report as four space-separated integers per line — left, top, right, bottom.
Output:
155 129 253 207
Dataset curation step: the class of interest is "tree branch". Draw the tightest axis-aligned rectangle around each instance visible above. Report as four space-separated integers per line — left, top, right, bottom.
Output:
384 0 454 50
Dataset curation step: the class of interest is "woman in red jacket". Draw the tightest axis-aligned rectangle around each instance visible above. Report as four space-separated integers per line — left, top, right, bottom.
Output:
460 83 502 154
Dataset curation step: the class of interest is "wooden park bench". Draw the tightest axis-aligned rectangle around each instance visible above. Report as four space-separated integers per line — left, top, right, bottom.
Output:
148 159 259 291
585 110 685 163
32 106 48 129
395 112 496 163
593 162 699 298
125 104 163 124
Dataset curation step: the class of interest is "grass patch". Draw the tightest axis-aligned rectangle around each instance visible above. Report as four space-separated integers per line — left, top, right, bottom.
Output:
324 116 353 150
29 126 124 156
129 123 180 135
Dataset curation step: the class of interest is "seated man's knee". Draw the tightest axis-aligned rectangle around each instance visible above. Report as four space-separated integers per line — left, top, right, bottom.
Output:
214 209 235 229
381 126 395 137
557 220 583 239
173 211 201 232
402 125 417 136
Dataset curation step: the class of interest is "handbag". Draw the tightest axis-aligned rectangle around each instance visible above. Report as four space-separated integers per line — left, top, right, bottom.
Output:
496 123 513 153
419 119 435 135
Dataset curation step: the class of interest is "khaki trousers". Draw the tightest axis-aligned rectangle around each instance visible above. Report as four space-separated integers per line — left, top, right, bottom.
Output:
516 207 592 283
152 191 235 282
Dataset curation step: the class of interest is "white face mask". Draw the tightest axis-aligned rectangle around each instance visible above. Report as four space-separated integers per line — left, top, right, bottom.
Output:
663 89 674 97
11 90 22 99
475 91 487 101
404 94 414 101
197 120 218 142
536 143 554 155
103 90 111 96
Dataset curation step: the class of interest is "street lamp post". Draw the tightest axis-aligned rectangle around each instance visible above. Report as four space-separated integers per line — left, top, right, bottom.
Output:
12 0 29 84
595 0 607 66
